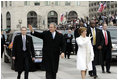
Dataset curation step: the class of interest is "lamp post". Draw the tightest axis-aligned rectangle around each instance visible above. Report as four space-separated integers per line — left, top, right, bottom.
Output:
65 11 68 24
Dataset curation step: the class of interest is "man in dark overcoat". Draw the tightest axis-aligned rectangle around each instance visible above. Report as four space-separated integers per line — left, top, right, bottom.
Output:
101 23 112 73
29 22 65 79
87 20 104 79
1 30 5 58
64 29 73 59
12 27 35 79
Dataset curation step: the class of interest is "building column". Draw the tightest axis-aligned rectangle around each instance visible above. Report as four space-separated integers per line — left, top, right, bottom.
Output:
2 11 6 29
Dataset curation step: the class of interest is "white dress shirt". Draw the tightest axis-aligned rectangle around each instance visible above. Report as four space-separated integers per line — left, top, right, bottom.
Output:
102 30 108 41
52 31 56 39
22 35 26 40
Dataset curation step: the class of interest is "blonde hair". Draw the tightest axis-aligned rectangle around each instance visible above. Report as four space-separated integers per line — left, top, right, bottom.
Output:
79 27 87 34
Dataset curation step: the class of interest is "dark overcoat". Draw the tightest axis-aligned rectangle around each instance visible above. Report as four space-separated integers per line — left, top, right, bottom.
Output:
12 35 35 71
31 30 65 73
64 33 73 52
87 27 104 65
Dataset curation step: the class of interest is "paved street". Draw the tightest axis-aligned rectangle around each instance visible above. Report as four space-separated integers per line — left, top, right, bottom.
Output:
1 55 117 79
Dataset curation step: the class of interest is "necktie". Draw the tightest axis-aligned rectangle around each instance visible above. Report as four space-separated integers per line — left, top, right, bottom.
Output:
93 28 96 45
105 31 108 45
52 32 55 39
22 36 26 51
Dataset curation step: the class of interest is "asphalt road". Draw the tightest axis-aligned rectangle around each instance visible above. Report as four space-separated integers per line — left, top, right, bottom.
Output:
1 55 117 79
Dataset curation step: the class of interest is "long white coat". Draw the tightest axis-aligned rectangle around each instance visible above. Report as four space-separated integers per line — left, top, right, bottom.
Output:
76 36 94 71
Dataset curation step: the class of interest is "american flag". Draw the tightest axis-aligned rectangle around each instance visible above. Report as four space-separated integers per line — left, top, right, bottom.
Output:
97 2 106 12
60 14 64 22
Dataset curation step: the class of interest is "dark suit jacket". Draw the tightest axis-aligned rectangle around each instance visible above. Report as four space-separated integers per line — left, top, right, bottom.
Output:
74 28 80 39
101 30 112 56
31 30 66 73
87 27 104 65
87 27 104 50
1 34 5 47
102 30 112 49
64 33 73 52
101 30 112 61
12 35 35 71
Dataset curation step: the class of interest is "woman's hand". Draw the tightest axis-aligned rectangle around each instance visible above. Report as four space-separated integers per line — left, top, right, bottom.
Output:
88 34 92 40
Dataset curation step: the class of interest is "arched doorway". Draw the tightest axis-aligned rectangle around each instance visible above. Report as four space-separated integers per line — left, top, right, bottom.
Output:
48 11 58 26
68 11 78 22
6 12 11 29
27 11 37 28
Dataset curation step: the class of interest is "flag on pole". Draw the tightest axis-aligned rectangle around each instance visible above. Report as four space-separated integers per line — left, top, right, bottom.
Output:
97 2 106 12
60 14 64 22
103 2 106 10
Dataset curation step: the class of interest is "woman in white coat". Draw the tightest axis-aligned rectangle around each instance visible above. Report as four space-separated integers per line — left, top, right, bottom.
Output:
76 27 94 79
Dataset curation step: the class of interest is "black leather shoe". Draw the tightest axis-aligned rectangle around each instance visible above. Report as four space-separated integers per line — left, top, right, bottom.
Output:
17 76 20 79
107 71 111 73
102 71 105 73
93 75 98 79
89 74 93 77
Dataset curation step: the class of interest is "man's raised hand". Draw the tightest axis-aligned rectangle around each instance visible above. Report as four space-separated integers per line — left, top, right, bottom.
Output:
28 24 34 32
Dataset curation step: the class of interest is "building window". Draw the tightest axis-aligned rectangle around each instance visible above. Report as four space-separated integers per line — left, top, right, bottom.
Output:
34 1 40 6
92 9 93 11
24 1 27 5
6 12 11 29
65 1 71 6
68 11 78 22
94 3 96 6
48 11 58 26
77 1 80 6
24 1 30 6
111 11 114 14
111 5 114 8
9 1 12 6
94 8 96 11
5 1 7 7
89 4 91 7
27 11 37 28
115 4 117 7
45 1 51 6
1 1 3 7
55 1 58 6
96 8 98 11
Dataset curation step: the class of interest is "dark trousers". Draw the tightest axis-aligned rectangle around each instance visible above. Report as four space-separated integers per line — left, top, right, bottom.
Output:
89 46 97 76
17 52 29 79
65 44 72 59
46 71 56 79
89 60 97 76
65 51 71 59
1 46 4 58
101 46 111 72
